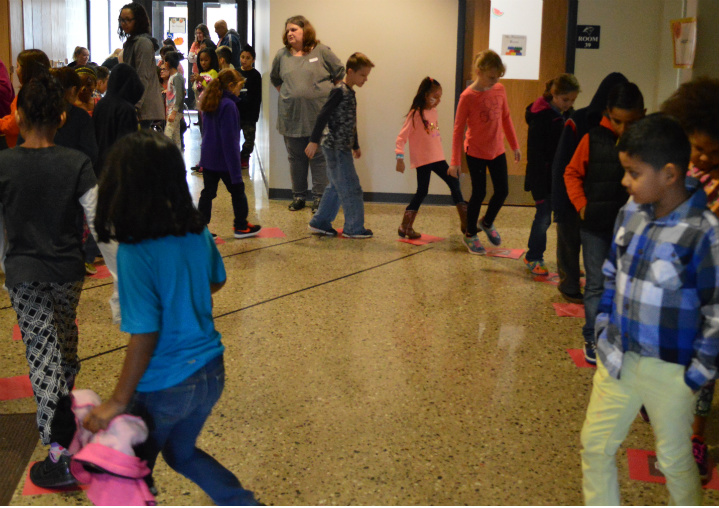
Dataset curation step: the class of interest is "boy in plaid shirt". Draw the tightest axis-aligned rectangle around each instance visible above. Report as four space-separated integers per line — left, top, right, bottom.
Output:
580 114 719 505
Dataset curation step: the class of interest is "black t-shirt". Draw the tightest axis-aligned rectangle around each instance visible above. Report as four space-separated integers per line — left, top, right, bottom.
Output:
238 68 262 123
0 145 96 286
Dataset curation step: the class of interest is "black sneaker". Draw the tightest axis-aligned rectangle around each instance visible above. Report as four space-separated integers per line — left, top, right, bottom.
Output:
311 197 321 213
288 198 306 211
584 342 597 365
308 224 338 236
234 223 262 239
342 228 373 239
30 454 76 488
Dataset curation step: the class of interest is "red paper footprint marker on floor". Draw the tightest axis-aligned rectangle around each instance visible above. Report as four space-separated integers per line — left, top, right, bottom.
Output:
12 324 22 341
0 375 34 401
535 272 560 285
627 449 719 490
255 227 286 239
21 463 88 496
214 237 226 245
553 302 585 317
566 349 596 368
397 234 445 246
88 265 111 280
486 248 525 259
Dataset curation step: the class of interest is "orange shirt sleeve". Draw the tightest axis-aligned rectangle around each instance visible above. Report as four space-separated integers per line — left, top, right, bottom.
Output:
450 92 470 167
0 97 19 148
564 133 591 212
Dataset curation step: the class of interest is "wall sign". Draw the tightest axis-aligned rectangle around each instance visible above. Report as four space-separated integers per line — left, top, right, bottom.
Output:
577 25 600 49
489 0 543 80
671 17 697 68
169 17 186 34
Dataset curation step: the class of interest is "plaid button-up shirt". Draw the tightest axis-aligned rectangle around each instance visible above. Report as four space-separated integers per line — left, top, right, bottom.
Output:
596 182 719 391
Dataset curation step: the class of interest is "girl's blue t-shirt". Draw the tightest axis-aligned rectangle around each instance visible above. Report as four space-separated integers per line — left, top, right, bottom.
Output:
117 228 226 392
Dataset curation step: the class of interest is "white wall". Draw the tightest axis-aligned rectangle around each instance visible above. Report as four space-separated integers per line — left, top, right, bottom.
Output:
574 0 684 112
256 0 459 199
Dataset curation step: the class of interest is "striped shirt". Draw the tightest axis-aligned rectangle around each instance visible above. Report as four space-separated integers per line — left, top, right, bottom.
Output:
596 182 719 391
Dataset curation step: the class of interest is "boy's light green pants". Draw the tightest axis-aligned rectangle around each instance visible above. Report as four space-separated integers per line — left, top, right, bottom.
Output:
580 352 702 505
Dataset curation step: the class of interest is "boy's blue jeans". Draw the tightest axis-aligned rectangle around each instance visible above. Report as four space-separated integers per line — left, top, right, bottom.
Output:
309 147 365 235
526 196 552 262
130 355 258 506
580 228 613 347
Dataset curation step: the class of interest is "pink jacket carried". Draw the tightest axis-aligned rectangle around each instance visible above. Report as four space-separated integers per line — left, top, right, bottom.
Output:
69 389 156 506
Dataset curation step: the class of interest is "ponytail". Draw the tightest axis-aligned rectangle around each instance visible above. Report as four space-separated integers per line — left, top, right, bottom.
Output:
543 73 580 101
199 68 244 113
406 77 441 133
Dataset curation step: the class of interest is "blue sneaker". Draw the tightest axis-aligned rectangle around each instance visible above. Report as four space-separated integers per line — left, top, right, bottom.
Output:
463 234 486 255
584 342 597 365
479 217 502 246
308 224 338 236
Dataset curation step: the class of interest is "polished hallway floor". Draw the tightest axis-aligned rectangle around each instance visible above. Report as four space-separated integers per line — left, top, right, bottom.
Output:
2 119 718 505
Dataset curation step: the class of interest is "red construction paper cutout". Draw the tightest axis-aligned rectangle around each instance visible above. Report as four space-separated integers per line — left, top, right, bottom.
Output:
397 234 445 246
486 248 525 259
88 265 111 280
535 272 560 286
255 227 286 239
21 463 88 496
214 237 226 245
627 449 719 490
567 348 596 368
553 302 585 317
0 375 34 401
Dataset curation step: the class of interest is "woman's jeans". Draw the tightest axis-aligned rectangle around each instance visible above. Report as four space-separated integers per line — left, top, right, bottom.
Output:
309 147 365 235
284 136 328 200
198 170 249 230
130 355 258 506
465 153 509 236
407 160 464 211
526 194 552 262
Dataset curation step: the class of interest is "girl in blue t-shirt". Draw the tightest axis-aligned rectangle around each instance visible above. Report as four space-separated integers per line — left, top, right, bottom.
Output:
84 130 259 506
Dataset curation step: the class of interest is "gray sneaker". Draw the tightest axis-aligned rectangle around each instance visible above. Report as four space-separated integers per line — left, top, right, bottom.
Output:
342 228 373 239
463 234 486 255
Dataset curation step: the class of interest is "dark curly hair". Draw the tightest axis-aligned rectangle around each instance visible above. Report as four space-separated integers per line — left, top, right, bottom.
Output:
661 77 719 143
117 2 150 40
16 73 65 129
95 130 206 243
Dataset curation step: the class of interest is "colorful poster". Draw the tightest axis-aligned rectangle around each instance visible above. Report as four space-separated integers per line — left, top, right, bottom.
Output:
671 17 697 69
489 0 543 80
502 35 527 56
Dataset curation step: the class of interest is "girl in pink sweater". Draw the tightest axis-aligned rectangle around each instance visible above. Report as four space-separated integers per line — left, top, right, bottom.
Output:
449 50 520 255
395 77 467 238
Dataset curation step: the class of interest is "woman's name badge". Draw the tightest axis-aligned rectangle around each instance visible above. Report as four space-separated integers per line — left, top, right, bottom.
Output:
309 57 318 62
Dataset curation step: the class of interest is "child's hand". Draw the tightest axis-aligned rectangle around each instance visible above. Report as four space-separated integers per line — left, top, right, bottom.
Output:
83 399 127 433
396 159 405 173
353 148 362 159
448 165 461 178
513 148 521 163
305 142 319 159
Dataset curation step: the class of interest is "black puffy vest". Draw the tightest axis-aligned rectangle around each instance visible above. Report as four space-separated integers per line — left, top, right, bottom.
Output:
581 126 629 231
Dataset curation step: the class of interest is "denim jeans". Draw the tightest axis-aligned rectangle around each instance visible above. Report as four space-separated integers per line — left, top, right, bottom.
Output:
556 208 583 295
284 136 328 199
130 355 258 506
309 147 365 235
526 195 552 262
580 228 614 347
198 170 249 229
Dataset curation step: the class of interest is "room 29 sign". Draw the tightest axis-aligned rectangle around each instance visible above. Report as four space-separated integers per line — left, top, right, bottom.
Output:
577 25 600 49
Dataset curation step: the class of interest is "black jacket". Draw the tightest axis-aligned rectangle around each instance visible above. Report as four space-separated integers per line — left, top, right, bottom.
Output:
93 63 144 176
524 96 569 201
550 72 628 221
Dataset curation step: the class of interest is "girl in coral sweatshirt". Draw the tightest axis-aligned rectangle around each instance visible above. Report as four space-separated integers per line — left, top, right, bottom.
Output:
395 77 467 239
449 50 520 255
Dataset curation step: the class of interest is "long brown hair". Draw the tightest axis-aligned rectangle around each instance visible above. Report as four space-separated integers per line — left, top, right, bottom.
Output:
199 69 244 113
282 15 319 53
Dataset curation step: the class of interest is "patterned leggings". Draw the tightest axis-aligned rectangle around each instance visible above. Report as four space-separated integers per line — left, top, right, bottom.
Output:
10 281 83 445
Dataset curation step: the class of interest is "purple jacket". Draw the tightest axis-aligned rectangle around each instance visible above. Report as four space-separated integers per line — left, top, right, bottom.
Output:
199 90 243 184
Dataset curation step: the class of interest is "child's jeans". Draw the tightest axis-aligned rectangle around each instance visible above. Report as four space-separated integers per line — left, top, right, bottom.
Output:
130 355 258 506
526 194 552 262
581 353 701 505
309 147 365 235
580 228 613 347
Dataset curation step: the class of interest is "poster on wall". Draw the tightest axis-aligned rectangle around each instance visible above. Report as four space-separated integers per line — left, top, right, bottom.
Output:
489 0 543 80
671 17 697 69
169 17 186 34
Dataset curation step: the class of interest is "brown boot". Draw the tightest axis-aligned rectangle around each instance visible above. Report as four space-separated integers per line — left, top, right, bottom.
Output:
456 202 468 234
398 209 421 239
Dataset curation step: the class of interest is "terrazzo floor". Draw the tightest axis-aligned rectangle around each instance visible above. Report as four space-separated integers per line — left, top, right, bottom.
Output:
2 116 718 506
